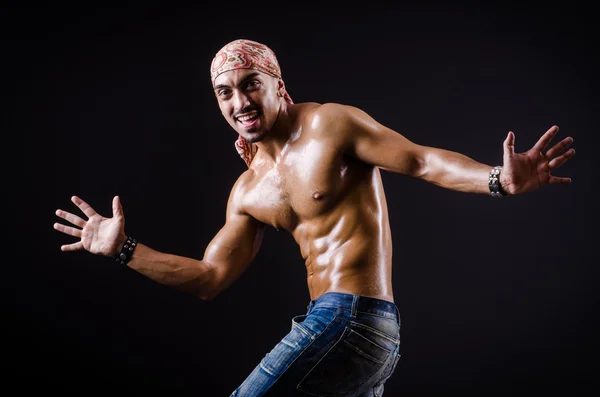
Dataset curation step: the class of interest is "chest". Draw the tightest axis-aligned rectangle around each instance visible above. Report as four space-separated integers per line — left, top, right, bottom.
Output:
242 146 351 230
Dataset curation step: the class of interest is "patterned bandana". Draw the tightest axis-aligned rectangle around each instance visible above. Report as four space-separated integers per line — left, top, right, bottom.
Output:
211 39 293 167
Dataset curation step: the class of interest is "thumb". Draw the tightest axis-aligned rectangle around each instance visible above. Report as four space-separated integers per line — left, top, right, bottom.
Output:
113 195 123 217
504 131 515 156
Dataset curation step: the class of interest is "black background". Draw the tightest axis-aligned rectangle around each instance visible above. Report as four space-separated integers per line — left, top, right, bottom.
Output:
5 2 599 396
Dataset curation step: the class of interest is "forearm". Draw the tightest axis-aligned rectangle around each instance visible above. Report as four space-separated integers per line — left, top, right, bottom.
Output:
124 243 221 300
418 148 494 194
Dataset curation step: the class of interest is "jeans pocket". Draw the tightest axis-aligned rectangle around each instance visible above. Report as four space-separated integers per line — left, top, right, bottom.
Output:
379 344 401 385
297 326 393 396
354 312 400 342
260 322 314 379
294 307 337 337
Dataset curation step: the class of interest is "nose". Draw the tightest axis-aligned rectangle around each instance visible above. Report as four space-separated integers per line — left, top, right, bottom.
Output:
231 89 250 113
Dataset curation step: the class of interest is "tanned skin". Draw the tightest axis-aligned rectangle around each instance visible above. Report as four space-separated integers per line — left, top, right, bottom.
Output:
54 69 575 304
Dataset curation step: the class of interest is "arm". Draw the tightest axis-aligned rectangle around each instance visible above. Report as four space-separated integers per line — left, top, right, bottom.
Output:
54 176 264 301
127 196 264 301
318 103 574 195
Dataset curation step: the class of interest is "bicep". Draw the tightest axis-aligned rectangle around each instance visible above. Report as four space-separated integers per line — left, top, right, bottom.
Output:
203 175 265 282
343 106 428 177
199 211 264 296
203 210 264 271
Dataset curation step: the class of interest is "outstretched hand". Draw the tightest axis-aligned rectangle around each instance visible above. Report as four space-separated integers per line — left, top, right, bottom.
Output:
54 195 127 257
500 125 574 195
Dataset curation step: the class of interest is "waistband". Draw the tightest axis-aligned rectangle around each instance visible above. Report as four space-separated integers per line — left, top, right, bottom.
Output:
306 292 400 323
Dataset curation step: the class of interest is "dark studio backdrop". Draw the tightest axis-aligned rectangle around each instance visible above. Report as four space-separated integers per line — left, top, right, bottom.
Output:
5 2 599 396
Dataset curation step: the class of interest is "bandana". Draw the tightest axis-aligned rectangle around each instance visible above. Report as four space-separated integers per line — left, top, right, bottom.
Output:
211 39 293 167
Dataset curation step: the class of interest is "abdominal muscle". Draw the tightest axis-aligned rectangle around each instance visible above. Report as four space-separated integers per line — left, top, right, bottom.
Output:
245 152 395 303
292 199 394 303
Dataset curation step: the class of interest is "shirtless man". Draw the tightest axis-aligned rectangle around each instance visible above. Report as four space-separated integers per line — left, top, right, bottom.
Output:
53 39 575 396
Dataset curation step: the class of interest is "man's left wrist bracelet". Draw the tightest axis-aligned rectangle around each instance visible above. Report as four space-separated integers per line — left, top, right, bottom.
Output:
488 166 509 198
115 236 138 265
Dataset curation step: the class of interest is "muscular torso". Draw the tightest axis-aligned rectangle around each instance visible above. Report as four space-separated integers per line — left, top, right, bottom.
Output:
239 103 394 303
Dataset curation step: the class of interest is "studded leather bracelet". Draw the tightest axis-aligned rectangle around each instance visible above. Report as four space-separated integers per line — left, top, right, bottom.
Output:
488 166 509 198
115 236 138 265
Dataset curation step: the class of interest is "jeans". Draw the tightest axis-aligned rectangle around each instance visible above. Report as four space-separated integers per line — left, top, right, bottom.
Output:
230 292 401 396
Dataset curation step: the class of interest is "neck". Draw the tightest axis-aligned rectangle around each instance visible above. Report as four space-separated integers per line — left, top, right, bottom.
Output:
254 101 296 164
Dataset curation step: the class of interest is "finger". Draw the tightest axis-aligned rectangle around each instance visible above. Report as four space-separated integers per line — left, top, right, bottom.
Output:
548 175 572 184
53 222 83 238
533 125 559 152
113 195 123 217
548 149 575 169
545 136 574 159
55 209 86 228
61 241 84 252
71 195 98 219
503 131 515 156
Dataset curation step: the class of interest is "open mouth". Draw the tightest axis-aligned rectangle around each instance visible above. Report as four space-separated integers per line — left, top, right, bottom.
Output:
236 110 260 127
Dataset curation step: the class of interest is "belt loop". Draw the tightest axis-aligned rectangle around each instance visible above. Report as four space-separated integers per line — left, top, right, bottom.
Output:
351 295 359 318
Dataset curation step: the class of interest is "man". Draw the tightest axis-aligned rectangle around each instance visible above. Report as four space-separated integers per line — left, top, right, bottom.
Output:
53 39 575 396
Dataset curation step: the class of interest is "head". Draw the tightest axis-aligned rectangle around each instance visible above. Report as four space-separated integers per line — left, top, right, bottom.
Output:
210 39 293 166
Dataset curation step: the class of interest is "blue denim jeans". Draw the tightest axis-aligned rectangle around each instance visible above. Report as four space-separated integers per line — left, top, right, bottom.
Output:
230 292 401 396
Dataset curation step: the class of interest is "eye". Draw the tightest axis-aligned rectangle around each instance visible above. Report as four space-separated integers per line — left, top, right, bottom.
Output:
245 80 260 89
217 89 230 97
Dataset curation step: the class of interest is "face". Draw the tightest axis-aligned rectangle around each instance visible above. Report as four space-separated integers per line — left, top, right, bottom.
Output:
213 69 283 143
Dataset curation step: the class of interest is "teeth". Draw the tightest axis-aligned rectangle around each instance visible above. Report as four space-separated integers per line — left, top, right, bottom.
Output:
238 112 258 121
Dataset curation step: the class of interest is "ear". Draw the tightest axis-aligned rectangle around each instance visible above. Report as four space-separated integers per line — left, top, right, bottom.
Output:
277 79 286 97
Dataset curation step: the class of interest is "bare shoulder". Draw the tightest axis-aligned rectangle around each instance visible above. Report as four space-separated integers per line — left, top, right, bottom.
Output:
226 169 256 215
305 102 351 123
303 102 372 139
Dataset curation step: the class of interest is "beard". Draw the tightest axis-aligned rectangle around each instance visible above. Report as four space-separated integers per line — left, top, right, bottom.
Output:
239 126 269 143
243 132 265 143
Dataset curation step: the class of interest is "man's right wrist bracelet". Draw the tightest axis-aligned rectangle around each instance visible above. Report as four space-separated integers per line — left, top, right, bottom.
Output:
115 236 138 265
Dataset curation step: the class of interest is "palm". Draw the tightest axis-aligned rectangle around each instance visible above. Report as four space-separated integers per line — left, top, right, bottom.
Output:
500 125 574 195
81 211 123 255
54 196 127 257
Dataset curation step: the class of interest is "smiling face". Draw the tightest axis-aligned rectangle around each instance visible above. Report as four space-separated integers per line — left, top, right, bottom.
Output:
213 68 283 143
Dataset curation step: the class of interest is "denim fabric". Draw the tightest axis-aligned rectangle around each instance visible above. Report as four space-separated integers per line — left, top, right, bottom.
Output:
230 292 401 397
